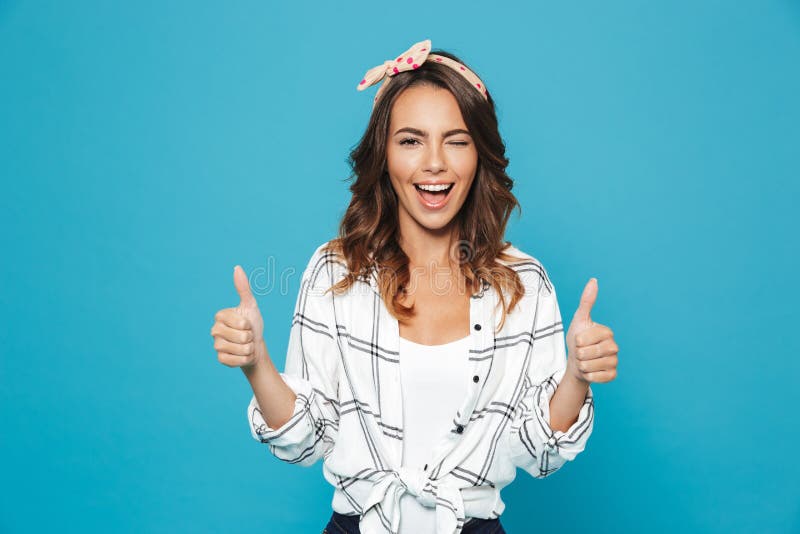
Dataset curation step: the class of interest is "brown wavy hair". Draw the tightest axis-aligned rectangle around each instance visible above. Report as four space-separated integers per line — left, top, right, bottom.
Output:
322 47 528 333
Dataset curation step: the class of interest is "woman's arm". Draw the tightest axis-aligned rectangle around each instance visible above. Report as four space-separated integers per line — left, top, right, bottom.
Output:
213 265 301 434
503 265 595 479
242 341 297 430
244 243 342 467
548 371 590 432
554 276 619 431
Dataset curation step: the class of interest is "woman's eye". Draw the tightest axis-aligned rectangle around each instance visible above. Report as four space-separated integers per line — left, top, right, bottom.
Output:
398 138 469 146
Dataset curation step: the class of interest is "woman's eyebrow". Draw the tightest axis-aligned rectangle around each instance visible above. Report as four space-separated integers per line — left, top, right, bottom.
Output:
393 127 471 137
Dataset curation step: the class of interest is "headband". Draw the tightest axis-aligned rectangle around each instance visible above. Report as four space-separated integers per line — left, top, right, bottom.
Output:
356 38 488 107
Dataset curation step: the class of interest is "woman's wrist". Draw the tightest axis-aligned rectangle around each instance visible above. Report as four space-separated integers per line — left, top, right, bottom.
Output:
241 338 265 369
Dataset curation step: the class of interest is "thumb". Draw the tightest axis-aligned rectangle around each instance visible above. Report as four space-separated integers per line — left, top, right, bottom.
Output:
233 265 257 308
572 277 598 324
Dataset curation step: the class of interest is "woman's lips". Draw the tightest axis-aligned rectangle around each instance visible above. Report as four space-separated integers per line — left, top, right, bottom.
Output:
414 183 455 210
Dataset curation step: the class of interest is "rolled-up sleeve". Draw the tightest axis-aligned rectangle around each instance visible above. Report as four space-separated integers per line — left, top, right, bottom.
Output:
504 267 595 478
246 244 341 467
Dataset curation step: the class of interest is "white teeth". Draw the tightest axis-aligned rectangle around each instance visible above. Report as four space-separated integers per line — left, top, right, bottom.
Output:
416 183 453 192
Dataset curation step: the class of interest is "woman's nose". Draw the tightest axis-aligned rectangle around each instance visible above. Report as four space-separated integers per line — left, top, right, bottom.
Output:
423 144 447 173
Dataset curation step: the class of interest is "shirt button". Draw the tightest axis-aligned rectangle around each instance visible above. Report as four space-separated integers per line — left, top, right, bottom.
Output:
472 375 479 383
424 464 428 471
473 323 481 331
547 436 557 450
456 425 464 434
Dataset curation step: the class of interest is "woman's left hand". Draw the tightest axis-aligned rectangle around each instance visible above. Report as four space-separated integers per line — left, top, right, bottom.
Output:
565 278 619 384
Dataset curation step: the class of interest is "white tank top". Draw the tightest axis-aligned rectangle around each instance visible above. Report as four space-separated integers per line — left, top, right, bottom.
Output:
398 334 472 534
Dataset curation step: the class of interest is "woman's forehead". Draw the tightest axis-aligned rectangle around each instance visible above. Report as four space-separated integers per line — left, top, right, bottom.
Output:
389 86 467 130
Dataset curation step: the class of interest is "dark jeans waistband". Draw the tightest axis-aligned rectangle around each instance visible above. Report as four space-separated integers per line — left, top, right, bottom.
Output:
323 510 506 534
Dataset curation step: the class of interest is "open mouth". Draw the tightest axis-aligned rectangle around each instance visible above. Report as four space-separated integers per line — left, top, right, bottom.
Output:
413 183 455 208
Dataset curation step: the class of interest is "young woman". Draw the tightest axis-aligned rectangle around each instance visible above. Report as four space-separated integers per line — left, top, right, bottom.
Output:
210 39 619 534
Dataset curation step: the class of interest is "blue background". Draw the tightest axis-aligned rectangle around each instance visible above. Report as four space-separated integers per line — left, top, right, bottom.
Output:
1 1 798 532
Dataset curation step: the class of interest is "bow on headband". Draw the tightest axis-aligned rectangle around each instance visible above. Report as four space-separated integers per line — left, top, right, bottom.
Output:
356 39 488 106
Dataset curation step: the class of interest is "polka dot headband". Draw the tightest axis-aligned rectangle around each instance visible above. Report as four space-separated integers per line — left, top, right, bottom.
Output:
356 38 488 107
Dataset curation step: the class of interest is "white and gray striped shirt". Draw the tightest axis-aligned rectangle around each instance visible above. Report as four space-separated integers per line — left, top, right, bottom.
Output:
247 240 595 534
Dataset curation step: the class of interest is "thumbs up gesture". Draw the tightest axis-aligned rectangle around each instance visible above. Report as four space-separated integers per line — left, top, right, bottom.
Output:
565 278 619 384
210 265 266 369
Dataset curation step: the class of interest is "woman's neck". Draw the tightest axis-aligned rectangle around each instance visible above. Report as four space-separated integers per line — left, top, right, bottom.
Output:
398 228 459 273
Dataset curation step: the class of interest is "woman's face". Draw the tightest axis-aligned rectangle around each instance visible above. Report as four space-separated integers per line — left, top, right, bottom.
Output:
385 84 478 236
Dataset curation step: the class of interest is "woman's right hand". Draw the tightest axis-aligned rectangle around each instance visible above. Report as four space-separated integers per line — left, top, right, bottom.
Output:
211 265 265 370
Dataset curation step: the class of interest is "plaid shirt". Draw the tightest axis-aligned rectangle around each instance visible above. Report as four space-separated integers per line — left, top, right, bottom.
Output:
247 240 595 534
